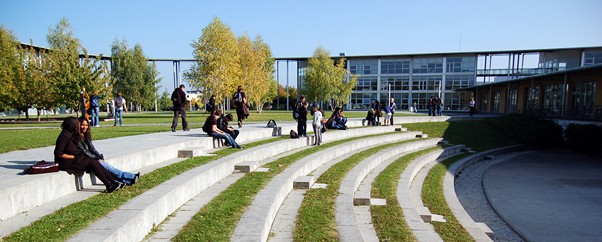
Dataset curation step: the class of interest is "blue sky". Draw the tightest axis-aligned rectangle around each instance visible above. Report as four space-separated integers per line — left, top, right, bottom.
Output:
2 0 601 91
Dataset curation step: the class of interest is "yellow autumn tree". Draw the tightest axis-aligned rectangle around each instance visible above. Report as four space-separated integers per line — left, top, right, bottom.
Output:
237 34 275 112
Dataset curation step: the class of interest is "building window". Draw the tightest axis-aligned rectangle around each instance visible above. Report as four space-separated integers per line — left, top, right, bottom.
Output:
412 75 442 91
380 76 408 91
445 75 475 90
381 59 410 74
526 86 540 112
349 60 377 75
571 81 596 117
492 91 501 113
544 84 563 117
353 77 378 91
584 51 602 66
446 57 476 73
412 58 443 73
350 93 377 110
508 89 518 113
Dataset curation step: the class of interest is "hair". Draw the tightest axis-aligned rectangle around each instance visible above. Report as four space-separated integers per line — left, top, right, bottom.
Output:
238 85 243 90
225 113 233 121
215 108 223 116
179 84 185 88
78 117 92 141
310 107 317 115
61 117 83 141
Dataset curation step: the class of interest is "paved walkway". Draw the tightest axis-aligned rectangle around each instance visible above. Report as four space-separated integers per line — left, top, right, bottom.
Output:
483 150 602 242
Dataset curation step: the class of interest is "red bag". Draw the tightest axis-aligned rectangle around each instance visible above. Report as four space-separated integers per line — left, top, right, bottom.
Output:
24 160 60 174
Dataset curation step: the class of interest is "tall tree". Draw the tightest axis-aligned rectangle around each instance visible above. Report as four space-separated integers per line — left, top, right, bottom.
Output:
330 57 358 108
0 26 19 112
237 34 275 112
186 17 240 106
111 40 159 111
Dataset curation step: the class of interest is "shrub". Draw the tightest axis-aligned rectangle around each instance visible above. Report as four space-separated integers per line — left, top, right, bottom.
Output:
485 114 563 147
564 124 602 157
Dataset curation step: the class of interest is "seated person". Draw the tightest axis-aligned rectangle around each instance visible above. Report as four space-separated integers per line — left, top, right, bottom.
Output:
54 117 123 193
216 110 239 146
330 107 347 130
202 109 244 149
365 108 375 126
78 117 139 185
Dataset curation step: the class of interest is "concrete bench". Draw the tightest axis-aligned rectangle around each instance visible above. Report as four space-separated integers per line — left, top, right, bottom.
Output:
64 169 97 191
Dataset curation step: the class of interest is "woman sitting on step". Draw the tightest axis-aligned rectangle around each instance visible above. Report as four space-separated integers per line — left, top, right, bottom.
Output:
78 117 140 186
54 117 123 193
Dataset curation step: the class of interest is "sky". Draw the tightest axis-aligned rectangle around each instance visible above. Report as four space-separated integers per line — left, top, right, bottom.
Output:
2 0 602 92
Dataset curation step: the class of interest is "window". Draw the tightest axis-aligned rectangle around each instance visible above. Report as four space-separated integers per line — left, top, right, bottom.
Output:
446 57 476 73
584 51 602 66
445 75 475 90
492 91 501 113
571 81 596 116
508 89 518 113
526 86 540 112
412 75 442 91
381 59 410 74
353 77 378 91
544 84 563 117
380 76 409 91
348 60 377 75
412 58 443 73
350 93 377 110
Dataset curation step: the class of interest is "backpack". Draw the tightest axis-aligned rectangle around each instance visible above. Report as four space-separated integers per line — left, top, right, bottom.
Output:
233 92 241 103
290 130 299 139
171 90 180 103
115 97 124 107
202 117 213 133
292 107 299 120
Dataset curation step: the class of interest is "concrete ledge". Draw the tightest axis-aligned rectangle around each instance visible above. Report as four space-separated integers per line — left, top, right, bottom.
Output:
232 132 418 242
476 222 494 239
234 163 257 173
336 138 442 242
293 176 314 189
443 145 524 242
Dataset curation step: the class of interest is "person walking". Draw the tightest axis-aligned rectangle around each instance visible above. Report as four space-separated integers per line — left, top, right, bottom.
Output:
232 85 249 128
206 94 216 114
113 92 127 126
171 84 189 132
469 97 476 117
295 95 309 137
312 107 323 145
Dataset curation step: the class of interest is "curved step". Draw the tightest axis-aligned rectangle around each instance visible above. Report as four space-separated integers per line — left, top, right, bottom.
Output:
336 138 442 242
231 131 420 241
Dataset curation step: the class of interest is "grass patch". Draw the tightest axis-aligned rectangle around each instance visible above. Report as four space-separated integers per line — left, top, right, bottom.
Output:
293 139 416 241
371 146 441 242
422 154 474 242
3 137 280 242
172 133 390 241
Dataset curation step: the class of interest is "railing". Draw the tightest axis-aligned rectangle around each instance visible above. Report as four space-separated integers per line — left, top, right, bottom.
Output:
526 105 602 122
476 67 566 76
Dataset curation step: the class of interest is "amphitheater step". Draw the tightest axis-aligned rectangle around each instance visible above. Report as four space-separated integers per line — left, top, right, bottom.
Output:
416 133 429 138
293 176 315 189
476 222 495 239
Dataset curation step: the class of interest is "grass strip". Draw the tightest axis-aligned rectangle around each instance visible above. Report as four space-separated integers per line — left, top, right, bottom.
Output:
172 133 391 241
293 139 416 241
422 153 474 242
3 137 281 242
370 146 442 242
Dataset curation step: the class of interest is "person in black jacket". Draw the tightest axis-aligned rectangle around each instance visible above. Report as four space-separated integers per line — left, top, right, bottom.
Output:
171 84 189 132
54 117 123 193
295 95 308 137
216 110 239 146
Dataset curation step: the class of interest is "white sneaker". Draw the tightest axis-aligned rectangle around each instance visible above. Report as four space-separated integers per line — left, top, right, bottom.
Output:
95 125 100 127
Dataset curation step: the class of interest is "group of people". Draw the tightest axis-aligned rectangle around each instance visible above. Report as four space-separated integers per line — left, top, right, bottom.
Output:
80 88 127 127
428 96 443 116
365 98 397 126
293 95 324 146
54 116 140 193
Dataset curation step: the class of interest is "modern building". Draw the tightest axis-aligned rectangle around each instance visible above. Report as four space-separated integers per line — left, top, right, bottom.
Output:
286 46 602 115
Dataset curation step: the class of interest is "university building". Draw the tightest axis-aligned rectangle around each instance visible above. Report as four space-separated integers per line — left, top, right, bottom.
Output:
287 46 602 121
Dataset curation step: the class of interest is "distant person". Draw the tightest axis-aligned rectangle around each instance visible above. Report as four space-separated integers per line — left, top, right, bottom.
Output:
171 84 189 132
202 109 243 149
365 108 376 126
311 107 323 146
469 97 476 117
295 95 309 137
232 85 249 128
389 98 397 125
216 110 239 146
384 104 392 126
78 117 139 185
80 87 90 121
372 100 381 125
54 117 123 193
206 94 216 114
412 101 418 113
89 90 105 127
435 96 442 116
113 92 127 126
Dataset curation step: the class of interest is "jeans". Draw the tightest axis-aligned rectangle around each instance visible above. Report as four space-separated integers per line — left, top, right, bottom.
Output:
222 129 240 146
297 118 307 136
313 124 322 145
99 161 136 185
114 108 123 126
171 106 188 130
91 106 100 126
210 132 241 148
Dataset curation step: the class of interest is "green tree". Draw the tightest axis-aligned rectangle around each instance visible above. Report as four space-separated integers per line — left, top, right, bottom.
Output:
111 40 159 111
304 47 357 110
330 57 358 108
157 90 172 111
0 26 19 112
237 34 275 112
186 17 240 106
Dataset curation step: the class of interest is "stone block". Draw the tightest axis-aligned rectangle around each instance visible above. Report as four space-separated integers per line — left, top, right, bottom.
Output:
353 191 371 206
370 198 386 206
293 176 315 189
395 127 408 132
234 164 256 173
416 133 428 138
438 140 449 145
311 183 328 189
431 214 446 223
418 207 432 222
476 222 494 239
272 127 282 136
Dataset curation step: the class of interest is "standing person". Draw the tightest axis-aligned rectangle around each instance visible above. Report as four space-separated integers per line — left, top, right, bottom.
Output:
206 94 216 114
469 97 476 117
413 101 418 113
80 87 90 121
217 110 240 146
232 85 249 128
428 96 434 116
383 104 392 126
78 117 139 185
435 96 442 116
389 98 397 125
171 84 189 132
54 117 123 193
312 107 323 146
89 91 104 127
202 109 243 149
372 100 381 125
113 92 127 126
296 95 308 137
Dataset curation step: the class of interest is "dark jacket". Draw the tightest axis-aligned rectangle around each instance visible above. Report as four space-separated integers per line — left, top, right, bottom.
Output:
296 102 308 120
77 137 104 160
54 131 96 170
172 88 187 107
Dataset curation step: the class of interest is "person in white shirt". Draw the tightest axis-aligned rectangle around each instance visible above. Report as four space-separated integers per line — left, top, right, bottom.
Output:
311 107 323 146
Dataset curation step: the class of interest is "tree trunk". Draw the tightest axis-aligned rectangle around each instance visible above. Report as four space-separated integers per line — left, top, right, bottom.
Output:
37 109 41 122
